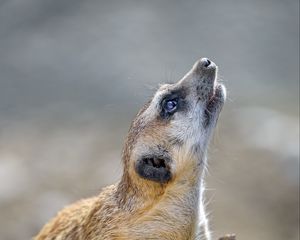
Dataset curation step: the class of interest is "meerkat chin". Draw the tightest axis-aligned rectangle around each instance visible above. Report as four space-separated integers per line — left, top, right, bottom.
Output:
35 58 226 240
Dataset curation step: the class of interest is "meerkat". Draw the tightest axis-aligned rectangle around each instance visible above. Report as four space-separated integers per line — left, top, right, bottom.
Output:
35 57 226 240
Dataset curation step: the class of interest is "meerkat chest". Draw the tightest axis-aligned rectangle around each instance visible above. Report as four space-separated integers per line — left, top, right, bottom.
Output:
119 181 205 240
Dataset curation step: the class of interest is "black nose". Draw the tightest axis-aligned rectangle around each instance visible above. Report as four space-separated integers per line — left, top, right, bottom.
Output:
202 58 211 67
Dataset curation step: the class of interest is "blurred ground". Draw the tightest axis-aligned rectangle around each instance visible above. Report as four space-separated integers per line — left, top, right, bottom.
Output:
0 0 299 239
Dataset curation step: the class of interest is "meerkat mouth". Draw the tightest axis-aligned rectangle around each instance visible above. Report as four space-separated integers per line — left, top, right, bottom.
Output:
203 83 226 127
208 83 226 106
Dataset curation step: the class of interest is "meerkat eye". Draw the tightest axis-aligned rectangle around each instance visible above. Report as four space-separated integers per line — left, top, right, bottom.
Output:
162 99 178 113
160 90 187 119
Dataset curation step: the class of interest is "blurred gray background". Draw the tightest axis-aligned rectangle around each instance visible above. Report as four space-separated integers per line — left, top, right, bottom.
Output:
0 0 299 239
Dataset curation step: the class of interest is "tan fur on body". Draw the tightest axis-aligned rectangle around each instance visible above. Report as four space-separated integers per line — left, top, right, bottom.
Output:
35 58 226 240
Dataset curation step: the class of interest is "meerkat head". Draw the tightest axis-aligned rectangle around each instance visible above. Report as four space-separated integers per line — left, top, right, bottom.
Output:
122 58 226 191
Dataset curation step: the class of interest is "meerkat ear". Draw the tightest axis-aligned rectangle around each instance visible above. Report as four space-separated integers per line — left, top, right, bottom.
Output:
135 156 172 183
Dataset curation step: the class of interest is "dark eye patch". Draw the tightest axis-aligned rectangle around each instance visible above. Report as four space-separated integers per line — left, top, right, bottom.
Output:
159 88 187 119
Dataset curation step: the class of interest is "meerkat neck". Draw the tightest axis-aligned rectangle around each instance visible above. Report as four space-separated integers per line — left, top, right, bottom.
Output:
115 172 167 211
115 154 210 239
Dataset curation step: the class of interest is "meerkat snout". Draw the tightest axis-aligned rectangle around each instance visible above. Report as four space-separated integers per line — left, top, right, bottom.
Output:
201 58 211 68
35 58 226 240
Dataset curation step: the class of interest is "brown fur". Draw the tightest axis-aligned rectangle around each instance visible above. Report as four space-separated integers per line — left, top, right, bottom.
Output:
35 58 226 240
